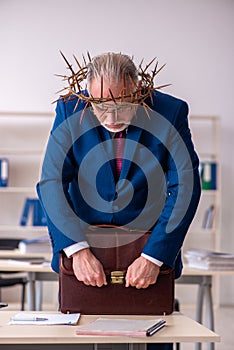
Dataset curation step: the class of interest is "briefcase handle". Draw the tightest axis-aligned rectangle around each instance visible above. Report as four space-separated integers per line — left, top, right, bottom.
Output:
88 224 149 233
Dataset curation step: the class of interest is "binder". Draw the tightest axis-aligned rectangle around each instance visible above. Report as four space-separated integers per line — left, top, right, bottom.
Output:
0 158 9 187
201 162 217 190
202 205 215 229
38 201 47 226
20 198 34 226
20 198 47 226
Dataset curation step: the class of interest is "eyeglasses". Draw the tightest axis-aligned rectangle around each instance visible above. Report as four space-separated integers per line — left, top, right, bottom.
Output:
91 102 138 122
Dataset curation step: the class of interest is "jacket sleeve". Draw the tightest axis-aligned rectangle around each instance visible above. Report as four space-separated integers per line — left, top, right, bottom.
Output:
142 101 201 272
37 99 86 272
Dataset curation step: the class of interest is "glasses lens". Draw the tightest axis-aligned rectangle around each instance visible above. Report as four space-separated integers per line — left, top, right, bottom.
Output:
92 103 136 115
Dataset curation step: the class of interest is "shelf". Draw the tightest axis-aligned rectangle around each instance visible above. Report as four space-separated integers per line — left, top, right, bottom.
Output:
189 228 216 235
0 111 52 241
0 149 44 155
199 153 218 160
0 226 47 232
0 111 54 118
189 115 220 121
0 187 36 193
201 190 219 195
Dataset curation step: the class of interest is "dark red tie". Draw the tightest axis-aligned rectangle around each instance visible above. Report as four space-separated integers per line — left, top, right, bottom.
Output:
114 131 126 179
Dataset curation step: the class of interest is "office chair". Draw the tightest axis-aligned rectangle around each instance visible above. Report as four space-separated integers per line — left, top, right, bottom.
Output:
0 238 28 310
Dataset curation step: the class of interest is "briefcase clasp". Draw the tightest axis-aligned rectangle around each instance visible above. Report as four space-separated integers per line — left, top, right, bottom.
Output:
111 271 124 284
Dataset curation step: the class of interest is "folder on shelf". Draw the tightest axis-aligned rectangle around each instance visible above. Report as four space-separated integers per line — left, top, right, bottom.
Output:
32 199 47 226
20 198 47 226
200 162 217 190
38 203 47 226
202 205 216 229
20 198 33 226
0 158 9 187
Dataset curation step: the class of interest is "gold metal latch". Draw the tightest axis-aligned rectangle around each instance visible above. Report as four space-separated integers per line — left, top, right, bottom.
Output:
110 271 125 284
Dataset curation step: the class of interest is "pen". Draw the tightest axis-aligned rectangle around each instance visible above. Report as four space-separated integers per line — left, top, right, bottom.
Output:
146 320 166 336
11 317 48 321
0 302 8 308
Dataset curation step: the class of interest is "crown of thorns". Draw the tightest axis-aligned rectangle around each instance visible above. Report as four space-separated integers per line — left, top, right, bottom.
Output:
56 51 170 111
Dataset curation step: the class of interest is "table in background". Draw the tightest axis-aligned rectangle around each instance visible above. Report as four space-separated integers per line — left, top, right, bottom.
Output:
0 250 233 350
177 267 234 350
0 251 57 311
0 311 220 350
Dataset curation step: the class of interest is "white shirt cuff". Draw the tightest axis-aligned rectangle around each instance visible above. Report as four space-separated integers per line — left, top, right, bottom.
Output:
63 241 90 258
141 253 163 267
64 244 163 267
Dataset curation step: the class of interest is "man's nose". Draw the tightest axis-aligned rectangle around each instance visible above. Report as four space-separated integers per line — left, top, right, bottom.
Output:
105 111 117 123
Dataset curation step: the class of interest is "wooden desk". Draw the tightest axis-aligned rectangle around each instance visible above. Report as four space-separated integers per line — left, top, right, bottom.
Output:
0 311 220 350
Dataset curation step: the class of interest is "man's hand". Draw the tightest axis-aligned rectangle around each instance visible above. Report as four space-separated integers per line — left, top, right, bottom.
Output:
125 256 160 289
72 248 107 287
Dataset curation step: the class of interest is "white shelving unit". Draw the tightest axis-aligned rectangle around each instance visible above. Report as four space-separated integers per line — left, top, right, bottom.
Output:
180 115 221 306
184 115 221 253
0 111 54 240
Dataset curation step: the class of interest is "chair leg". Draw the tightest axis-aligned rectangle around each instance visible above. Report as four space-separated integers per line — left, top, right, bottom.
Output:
174 298 180 312
21 284 26 311
174 299 180 350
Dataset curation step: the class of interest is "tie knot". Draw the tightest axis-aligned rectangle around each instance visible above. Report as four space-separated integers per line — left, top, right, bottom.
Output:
114 131 124 139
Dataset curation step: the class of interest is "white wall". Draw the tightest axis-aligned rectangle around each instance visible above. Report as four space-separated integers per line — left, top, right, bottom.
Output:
0 0 234 305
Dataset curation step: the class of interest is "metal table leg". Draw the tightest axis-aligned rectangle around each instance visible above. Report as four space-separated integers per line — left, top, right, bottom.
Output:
195 282 205 350
26 272 36 311
204 277 215 350
176 275 215 350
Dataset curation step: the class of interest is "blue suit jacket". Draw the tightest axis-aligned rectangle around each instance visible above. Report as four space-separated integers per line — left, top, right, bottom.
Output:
37 90 201 277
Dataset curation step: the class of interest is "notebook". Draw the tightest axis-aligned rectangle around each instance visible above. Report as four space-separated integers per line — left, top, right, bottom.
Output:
76 317 166 337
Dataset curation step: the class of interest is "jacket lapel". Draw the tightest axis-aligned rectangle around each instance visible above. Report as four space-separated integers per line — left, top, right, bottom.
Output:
120 114 146 182
81 110 147 189
88 115 117 190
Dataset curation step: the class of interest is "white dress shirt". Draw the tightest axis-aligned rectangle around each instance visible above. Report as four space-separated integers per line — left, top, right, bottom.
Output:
63 242 163 267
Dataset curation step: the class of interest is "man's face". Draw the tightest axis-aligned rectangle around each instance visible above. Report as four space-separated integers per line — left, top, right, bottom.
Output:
89 78 138 133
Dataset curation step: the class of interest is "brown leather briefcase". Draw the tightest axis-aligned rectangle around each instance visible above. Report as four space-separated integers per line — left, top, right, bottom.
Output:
59 226 174 315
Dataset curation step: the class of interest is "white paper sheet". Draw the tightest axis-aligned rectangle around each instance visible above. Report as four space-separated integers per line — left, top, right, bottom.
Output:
9 312 80 325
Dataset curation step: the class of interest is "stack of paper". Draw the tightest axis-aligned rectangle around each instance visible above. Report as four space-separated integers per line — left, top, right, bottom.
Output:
18 235 51 254
9 313 80 325
184 249 234 270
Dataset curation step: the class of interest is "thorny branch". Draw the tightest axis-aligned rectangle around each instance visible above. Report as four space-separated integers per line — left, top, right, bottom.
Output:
54 51 171 111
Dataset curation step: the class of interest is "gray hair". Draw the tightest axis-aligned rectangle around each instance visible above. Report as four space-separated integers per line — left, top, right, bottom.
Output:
86 52 138 88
